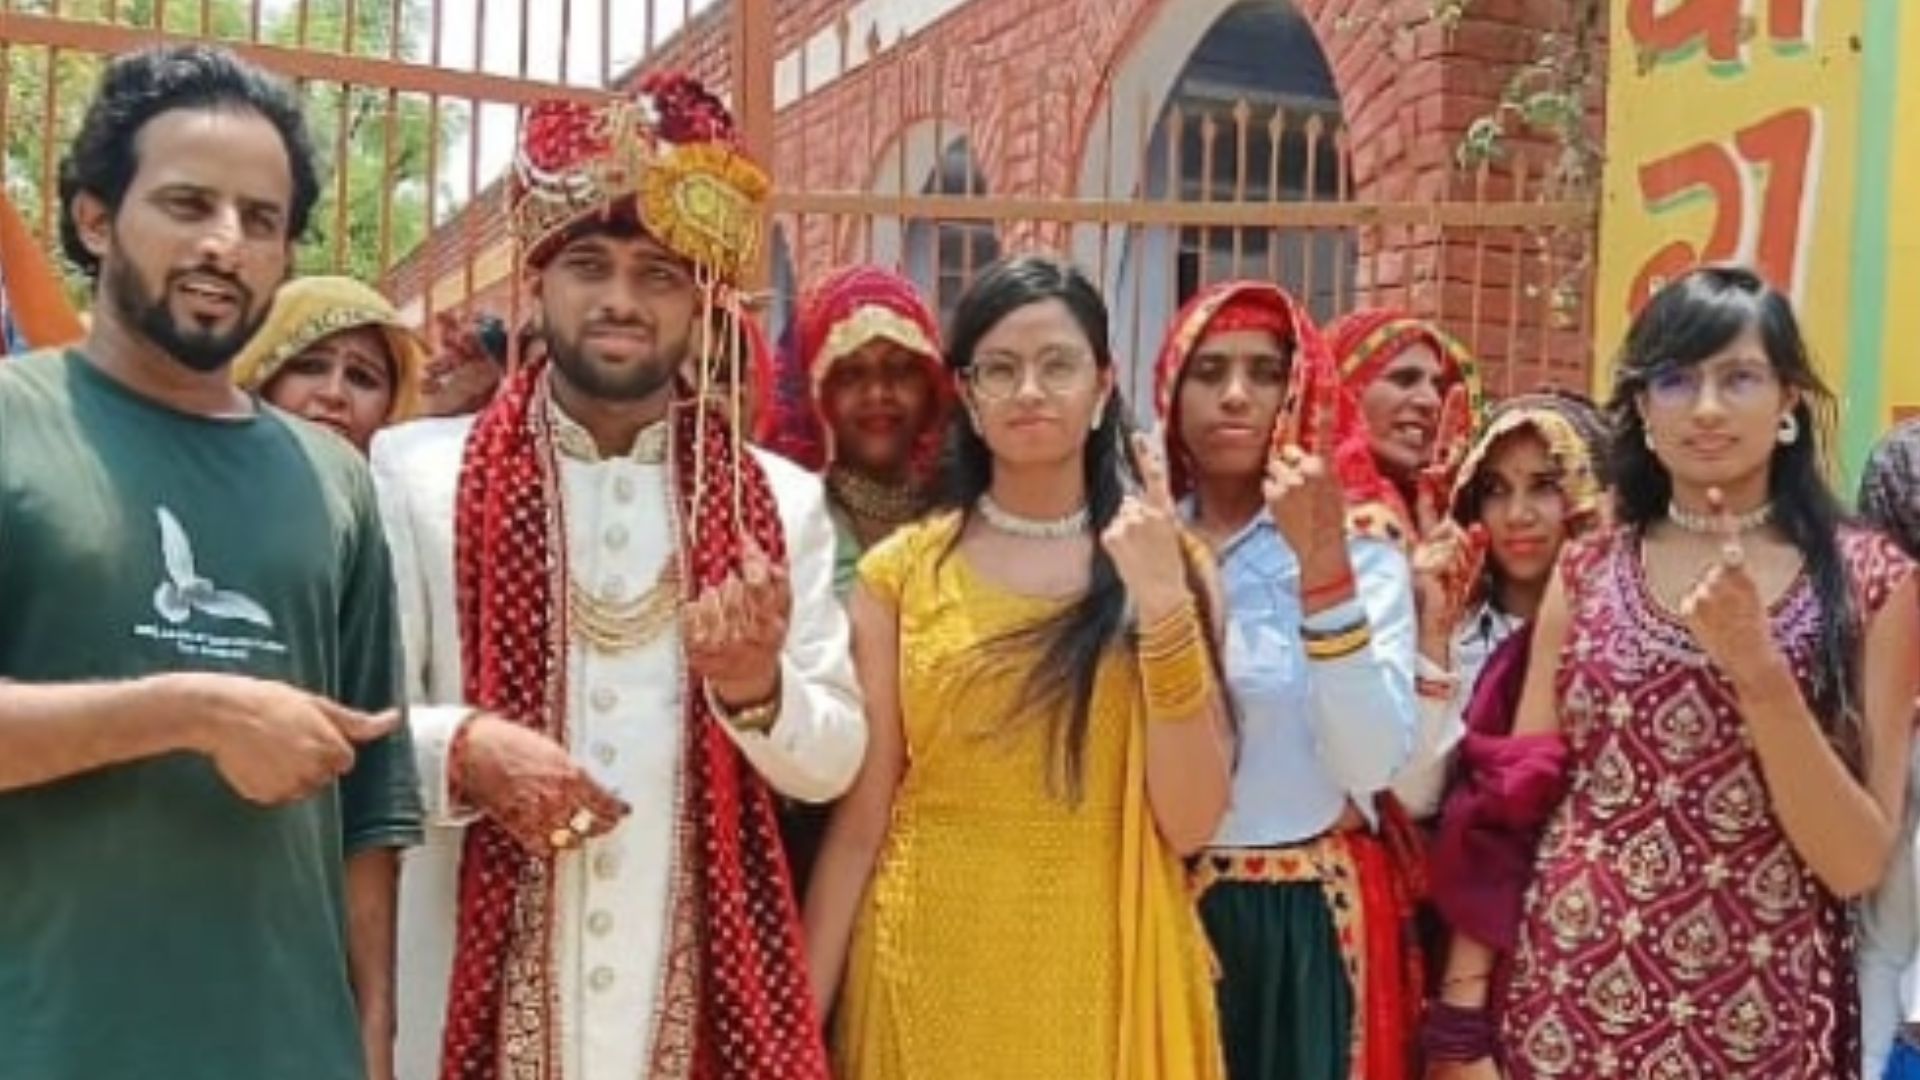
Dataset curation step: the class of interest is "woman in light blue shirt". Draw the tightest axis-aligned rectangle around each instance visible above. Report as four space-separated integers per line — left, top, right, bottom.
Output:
1152 281 1419 1079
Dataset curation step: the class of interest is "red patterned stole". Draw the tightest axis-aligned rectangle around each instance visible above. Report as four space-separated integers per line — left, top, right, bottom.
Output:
439 360 827 1080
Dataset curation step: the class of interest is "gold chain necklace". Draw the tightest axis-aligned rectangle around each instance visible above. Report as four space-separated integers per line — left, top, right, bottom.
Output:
567 560 682 653
827 467 926 528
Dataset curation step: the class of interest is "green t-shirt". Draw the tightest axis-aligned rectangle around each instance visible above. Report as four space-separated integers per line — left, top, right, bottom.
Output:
0 350 423 1080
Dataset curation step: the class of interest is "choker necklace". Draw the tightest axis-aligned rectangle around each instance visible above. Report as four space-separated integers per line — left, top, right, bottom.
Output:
827 467 927 528
1669 499 1773 535
977 494 1090 539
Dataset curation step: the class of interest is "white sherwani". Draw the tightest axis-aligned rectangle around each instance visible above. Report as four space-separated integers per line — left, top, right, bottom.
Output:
371 408 865 1080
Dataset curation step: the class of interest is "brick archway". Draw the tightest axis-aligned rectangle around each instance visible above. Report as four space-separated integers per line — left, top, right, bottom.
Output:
1070 0 1359 203
1073 0 1355 404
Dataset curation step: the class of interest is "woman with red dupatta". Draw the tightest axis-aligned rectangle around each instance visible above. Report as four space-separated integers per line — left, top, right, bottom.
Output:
1154 280 1423 1079
759 265 948 595
1324 310 1485 542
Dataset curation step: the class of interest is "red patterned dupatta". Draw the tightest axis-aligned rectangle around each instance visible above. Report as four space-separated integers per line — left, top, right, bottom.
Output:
1151 281 1406 544
439 359 827 1080
1322 308 1489 540
758 264 947 479
1321 308 1485 421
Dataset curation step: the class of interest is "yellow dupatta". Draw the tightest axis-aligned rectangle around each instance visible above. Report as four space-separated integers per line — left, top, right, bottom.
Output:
1116 539 1226 1080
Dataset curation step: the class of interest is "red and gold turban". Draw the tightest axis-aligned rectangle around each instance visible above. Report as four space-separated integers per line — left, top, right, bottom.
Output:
511 72 769 281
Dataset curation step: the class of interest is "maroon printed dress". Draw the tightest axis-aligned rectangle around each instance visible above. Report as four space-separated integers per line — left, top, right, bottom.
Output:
1500 526 1913 1079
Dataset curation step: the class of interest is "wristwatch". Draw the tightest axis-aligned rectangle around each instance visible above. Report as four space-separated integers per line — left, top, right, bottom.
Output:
706 682 781 735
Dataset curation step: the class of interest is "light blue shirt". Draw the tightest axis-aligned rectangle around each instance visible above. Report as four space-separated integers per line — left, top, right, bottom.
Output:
1395 601 1524 818
1205 515 1419 847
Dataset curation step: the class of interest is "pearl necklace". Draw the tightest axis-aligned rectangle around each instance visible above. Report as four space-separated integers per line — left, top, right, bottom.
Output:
1668 499 1773 535
977 494 1090 539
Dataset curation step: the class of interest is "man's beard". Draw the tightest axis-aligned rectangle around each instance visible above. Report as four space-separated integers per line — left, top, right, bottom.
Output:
107 256 263 373
545 323 684 404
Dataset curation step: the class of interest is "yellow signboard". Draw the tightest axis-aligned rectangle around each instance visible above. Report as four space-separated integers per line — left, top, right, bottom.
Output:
1593 0 1917 478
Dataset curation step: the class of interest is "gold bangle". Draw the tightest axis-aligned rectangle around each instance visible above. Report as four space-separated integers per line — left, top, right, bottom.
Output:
1140 630 1208 676
1140 635 1215 722
1139 632 1202 663
1144 680 1205 722
1146 680 1214 722
1139 596 1197 632
1138 601 1201 651
705 682 781 735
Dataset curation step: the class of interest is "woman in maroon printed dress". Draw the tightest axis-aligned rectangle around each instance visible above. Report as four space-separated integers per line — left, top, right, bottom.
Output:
1436 266 1920 1080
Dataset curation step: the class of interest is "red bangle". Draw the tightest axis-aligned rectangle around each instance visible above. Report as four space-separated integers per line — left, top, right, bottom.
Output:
1301 571 1356 608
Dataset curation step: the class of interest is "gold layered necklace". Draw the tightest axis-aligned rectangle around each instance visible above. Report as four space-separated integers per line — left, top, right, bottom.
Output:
544 389 688 653
827 466 926 528
568 560 682 653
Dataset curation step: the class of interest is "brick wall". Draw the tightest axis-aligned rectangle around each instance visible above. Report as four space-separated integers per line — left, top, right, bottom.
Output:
766 0 1597 388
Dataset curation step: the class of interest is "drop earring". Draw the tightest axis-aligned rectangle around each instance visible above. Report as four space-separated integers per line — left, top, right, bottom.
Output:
1777 412 1800 446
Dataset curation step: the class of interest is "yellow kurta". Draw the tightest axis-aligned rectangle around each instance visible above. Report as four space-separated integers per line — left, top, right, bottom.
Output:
836 514 1223 1080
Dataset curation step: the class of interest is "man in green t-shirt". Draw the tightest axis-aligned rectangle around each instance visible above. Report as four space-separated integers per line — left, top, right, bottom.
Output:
0 45 422 1080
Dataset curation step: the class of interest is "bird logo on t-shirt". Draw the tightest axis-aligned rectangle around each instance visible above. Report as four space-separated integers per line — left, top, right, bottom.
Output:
151 506 275 630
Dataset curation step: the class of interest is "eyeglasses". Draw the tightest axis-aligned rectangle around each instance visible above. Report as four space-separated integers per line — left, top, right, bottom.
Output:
1643 359 1780 413
967 348 1096 402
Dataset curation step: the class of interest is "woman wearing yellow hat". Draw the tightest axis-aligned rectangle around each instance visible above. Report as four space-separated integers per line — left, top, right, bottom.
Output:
232 276 425 452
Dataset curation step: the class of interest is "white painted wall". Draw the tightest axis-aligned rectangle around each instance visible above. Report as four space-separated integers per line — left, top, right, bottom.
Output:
774 0 973 110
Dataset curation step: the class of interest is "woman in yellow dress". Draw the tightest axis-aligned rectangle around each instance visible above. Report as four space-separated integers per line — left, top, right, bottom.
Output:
805 254 1232 1079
